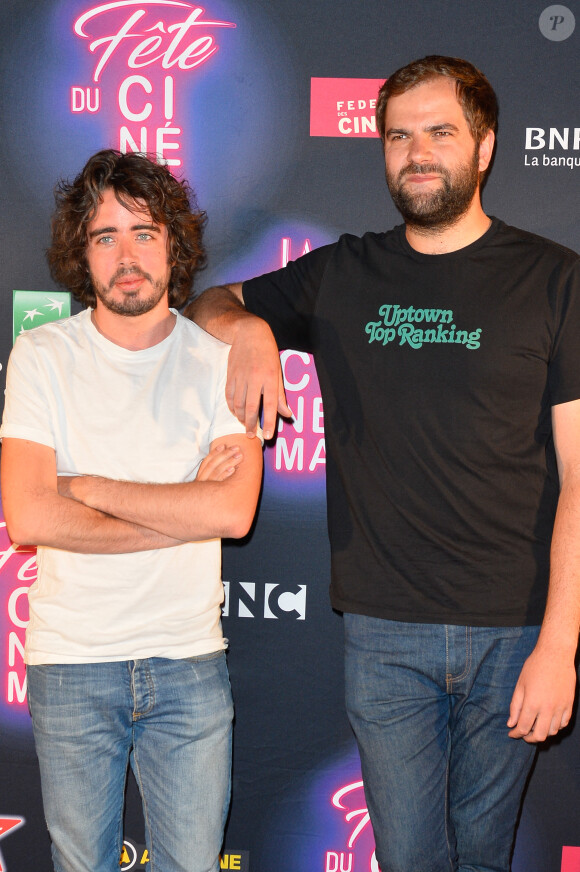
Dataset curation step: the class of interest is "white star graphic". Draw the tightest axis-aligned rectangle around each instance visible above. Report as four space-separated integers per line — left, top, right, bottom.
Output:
44 298 65 316
22 309 42 322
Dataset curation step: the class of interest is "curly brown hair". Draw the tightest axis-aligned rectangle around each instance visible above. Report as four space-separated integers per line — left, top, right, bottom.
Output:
376 56 498 177
47 149 207 308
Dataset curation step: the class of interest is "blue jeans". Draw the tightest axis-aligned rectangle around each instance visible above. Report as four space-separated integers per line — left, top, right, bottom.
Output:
27 652 233 872
344 614 540 872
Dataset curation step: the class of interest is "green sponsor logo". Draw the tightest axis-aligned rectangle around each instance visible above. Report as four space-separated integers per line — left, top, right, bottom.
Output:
13 290 71 344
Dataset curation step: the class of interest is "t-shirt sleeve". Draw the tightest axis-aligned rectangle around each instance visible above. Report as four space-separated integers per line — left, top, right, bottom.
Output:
208 344 263 444
242 242 336 351
0 334 55 448
548 258 580 406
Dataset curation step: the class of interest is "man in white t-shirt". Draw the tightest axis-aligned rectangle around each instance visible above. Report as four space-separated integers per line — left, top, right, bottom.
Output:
0 149 263 872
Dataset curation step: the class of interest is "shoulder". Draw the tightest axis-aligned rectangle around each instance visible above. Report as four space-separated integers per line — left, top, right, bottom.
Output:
331 227 404 261
175 311 231 355
492 220 580 266
12 309 88 355
336 227 400 248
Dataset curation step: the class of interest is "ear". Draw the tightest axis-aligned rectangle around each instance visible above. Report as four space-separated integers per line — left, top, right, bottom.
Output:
478 129 495 174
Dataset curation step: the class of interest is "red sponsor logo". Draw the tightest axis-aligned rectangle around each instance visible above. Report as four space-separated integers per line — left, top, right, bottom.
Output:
0 817 25 871
310 78 384 138
562 846 580 872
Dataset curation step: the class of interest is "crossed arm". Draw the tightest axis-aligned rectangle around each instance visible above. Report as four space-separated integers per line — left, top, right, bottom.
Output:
1 434 262 553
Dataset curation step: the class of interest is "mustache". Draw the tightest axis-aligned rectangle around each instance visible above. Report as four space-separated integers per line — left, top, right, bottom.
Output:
399 162 446 180
108 267 152 290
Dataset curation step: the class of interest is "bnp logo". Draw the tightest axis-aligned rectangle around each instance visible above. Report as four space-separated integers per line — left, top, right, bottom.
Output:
12 291 71 344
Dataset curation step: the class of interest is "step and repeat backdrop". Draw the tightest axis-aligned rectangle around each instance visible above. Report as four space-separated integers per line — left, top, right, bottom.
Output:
0 1 579 870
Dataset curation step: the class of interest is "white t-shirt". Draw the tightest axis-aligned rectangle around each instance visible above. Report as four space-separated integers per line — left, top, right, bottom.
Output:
0 309 247 664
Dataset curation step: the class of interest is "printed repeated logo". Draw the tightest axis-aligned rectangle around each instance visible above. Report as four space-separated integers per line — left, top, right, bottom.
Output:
120 841 249 870
561 846 580 872
0 516 35 714
71 1 235 165
12 291 71 344
0 817 25 872
327 781 379 872
524 127 580 170
310 78 384 138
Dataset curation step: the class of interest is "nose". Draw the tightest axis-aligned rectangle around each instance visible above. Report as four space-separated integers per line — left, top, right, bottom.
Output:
116 235 138 266
406 132 434 165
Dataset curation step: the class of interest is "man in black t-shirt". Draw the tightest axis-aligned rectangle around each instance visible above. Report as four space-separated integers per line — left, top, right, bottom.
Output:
187 57 580 872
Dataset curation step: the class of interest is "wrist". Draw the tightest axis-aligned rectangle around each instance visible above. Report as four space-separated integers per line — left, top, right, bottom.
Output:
536 623 579 657
68 474 100 509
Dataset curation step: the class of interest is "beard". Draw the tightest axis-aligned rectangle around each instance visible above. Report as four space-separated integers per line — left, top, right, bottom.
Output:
386 146 481 230
92 267 169 317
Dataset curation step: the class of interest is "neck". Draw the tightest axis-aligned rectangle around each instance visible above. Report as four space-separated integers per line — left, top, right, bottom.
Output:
405 200 492 255
90 306 176 350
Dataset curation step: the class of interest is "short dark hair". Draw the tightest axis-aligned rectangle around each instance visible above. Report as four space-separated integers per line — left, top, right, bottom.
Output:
376 55 498 148
47 149 207 308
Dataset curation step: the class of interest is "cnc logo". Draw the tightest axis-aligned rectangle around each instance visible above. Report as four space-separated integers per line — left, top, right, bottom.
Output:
0 817 25 872
310 78 384 138
223 581 306 620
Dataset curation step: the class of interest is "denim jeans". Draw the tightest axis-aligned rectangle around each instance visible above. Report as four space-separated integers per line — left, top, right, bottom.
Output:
27 651 233 872
344 614 540 872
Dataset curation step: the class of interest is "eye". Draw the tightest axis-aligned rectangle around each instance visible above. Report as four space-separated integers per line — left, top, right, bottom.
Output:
96 235 114 245
137 232 153 241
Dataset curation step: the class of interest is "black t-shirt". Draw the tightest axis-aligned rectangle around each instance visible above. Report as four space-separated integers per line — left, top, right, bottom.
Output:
243 219 580 626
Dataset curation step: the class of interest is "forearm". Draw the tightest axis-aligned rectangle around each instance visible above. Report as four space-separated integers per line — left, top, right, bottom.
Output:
7 487 184 553
507 405 580 741
185 284 281 364
184 284 252 344
59 440 262 541
506 480 580 741
538 474 580 655
1 438 184 554
184 284 290 439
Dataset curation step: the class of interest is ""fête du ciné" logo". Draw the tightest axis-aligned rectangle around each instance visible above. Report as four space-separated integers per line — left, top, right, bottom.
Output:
70 1 236 164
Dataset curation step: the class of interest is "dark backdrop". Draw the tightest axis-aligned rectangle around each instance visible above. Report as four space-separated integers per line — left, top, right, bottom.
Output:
0 2 579 870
